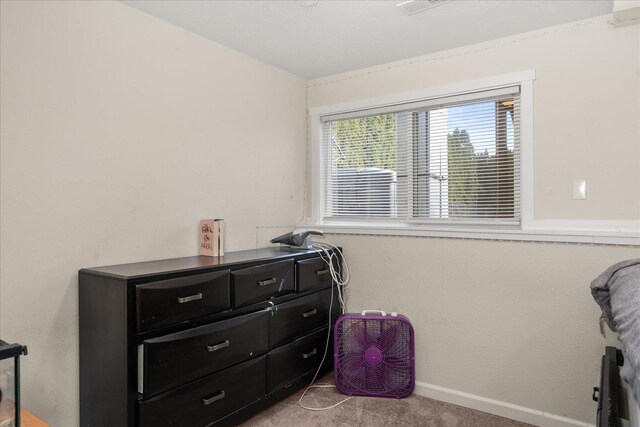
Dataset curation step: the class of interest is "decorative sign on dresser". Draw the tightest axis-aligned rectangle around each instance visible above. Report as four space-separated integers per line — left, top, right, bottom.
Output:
79 247 341 427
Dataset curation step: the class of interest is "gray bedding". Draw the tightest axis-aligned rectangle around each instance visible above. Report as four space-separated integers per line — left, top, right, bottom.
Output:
591 259 640 404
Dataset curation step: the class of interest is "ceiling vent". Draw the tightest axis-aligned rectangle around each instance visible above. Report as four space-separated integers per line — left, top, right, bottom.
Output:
396 0 450 16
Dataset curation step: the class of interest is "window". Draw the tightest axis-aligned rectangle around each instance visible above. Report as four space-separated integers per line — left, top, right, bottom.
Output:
319 86 521 226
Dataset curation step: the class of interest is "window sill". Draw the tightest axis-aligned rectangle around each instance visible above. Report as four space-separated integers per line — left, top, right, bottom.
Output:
300 220 640 246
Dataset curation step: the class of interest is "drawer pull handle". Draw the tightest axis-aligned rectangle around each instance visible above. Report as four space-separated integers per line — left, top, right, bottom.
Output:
202 390 225 405
207 340 230 352
302 308 317 318
302 348 317 359
258 277 276 287
315 269 330 276
177 293 203 304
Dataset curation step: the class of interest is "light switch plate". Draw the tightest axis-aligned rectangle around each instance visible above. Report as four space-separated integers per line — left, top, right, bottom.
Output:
572 179 587 200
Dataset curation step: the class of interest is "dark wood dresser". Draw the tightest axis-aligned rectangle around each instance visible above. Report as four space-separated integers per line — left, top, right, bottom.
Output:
79 247 341 426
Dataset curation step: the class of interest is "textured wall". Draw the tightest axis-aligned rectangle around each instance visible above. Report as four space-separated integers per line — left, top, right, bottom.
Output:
0 2 306 425
321 235 637 422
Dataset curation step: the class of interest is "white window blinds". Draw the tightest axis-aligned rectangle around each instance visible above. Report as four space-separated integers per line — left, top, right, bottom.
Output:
321 86 521 225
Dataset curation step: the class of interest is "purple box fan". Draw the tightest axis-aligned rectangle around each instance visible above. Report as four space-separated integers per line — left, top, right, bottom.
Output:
334 310 415 398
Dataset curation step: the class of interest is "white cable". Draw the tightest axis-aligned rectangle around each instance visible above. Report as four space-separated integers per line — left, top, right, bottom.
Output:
313 242 349 287
311 241 349 314
297 240 352 411
298 267 337 410
314 246 345 311
298 384 352 411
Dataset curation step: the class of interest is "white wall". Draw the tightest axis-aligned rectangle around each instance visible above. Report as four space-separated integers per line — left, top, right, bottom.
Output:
308 16 640 424
0 1 306 425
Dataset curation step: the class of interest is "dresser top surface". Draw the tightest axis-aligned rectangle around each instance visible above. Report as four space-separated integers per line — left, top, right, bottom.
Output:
80 247 321 280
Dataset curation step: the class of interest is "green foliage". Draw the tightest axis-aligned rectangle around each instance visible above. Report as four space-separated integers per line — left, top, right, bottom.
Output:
448 128 515 218
331 115 397 170
474 148 515 218
447 129 478 213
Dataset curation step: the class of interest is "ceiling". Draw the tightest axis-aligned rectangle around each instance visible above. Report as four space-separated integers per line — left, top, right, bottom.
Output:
122 0 613 79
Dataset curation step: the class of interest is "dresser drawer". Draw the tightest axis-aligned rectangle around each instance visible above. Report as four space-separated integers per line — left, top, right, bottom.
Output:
139 356 266 427
296 257 334 293
269 287 340 348
136 270 230 332
267 328 330 394
141 310 268 397
232 259 294 308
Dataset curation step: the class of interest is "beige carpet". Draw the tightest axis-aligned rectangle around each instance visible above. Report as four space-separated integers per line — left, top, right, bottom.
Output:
239 377 534 427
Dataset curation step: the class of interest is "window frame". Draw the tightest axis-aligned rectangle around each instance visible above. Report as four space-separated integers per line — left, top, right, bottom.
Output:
309 71 535 233
307 71 639 245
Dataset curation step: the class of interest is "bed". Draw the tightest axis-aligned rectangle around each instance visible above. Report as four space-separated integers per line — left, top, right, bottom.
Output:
592 259 640 427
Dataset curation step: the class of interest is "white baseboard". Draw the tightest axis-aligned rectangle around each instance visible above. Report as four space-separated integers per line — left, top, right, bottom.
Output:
414 381 594 427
